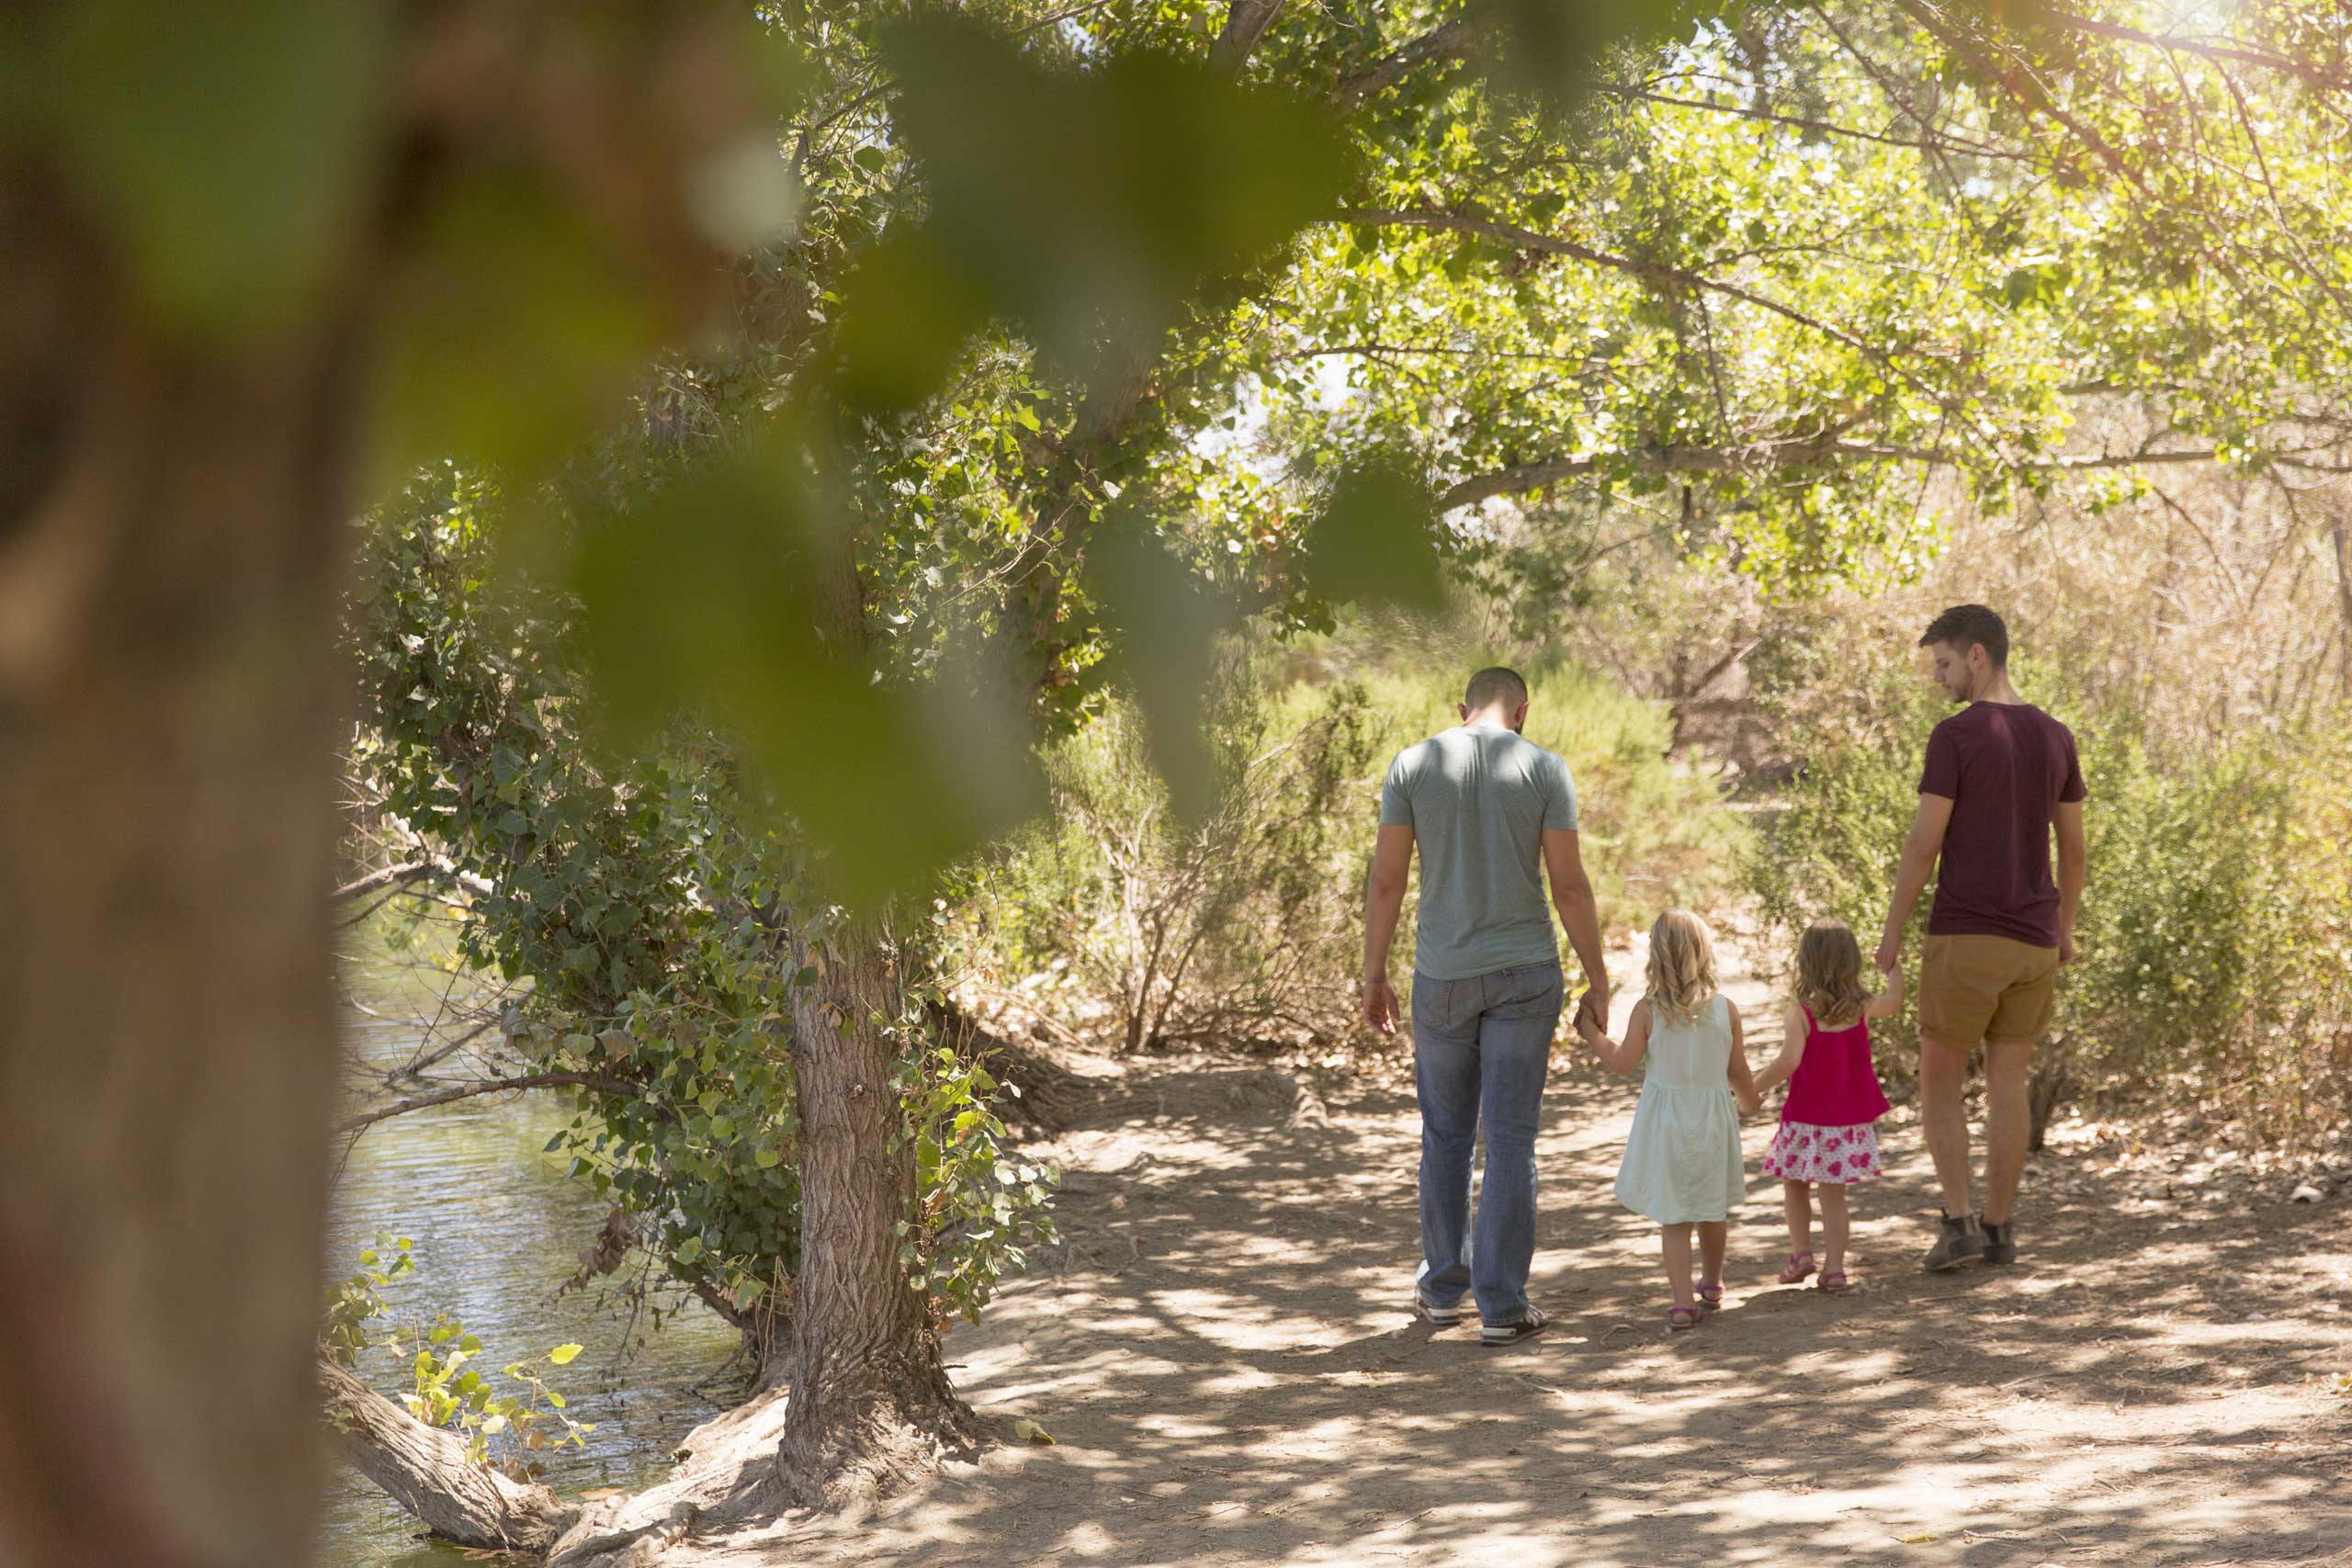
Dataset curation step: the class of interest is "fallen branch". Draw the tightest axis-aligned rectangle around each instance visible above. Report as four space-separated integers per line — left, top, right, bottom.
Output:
321 1358 577 1555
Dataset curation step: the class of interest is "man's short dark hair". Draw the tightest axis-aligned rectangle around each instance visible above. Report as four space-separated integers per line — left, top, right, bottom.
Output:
1464 666 1529 710
1918 604 2008 669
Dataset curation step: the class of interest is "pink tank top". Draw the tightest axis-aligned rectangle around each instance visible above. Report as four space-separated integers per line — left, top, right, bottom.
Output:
1781 1006 1891 1127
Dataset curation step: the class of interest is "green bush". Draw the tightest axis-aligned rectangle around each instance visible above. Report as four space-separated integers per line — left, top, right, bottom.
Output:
947 642 1743 1050
946 662 1383 1050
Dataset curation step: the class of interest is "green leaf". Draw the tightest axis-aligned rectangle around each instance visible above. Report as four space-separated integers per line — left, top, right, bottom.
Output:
547 1343 584 1366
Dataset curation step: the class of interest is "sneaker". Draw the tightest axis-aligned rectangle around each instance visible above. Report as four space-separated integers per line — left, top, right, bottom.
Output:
1923 1210 1986 1272
1413 1289 1464 1326
1981 1219 2018 1266
1481 1305 1548 1347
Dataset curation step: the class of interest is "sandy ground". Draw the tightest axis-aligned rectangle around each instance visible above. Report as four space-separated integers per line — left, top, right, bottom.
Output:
565 946 2352 1568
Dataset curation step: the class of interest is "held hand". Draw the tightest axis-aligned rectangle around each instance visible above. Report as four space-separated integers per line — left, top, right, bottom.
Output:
1363 975 1400 1035
1873 931 1902 974
1576 987 1610 1035
1736 1088 1763 1117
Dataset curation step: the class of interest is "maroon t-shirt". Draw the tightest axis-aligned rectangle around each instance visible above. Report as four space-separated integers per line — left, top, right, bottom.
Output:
1919 702 2086 948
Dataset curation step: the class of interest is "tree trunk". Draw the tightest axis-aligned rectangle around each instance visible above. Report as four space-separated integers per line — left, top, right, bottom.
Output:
776 917 975 1507
321 1359 578 1555
0 166 354 1566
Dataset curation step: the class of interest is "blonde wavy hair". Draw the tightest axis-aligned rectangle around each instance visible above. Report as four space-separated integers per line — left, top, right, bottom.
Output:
1794 919 1872 1028
1645 908 1719 1025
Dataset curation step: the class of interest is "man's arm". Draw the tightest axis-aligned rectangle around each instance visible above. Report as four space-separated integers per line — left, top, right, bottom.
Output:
1363 823 1414 1033
1877 793 1956 972
2053 798 2086 964
1543 828 1609 1031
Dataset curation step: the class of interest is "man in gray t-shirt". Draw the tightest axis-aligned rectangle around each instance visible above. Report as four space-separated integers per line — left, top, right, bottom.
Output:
1363 667 1608 1344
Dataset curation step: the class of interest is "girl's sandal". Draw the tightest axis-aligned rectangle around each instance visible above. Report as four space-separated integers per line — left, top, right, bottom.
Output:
1695 1280 1724 1314
1667 1304 1704 1331
1778 1252 1816 1285
1817 1269 1853 1294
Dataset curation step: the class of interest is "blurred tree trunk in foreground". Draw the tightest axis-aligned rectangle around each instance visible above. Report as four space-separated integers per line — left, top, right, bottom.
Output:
0 163 354 1566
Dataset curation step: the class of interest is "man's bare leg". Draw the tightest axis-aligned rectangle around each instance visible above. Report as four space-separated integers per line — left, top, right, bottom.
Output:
1919 1036 1977 1217
1981 1040 2032 1227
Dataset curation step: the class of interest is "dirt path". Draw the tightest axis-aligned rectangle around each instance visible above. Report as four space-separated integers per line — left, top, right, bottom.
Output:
594 947 2352 1567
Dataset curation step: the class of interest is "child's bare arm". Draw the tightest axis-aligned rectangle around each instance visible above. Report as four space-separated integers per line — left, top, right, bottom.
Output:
1725 998 1762 1114
1580 998 1651 1075
1749 1000 1809 1097
1862 960 1906 1021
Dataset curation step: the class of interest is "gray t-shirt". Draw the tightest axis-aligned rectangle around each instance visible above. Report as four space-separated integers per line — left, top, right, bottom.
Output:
1379 724 1578 981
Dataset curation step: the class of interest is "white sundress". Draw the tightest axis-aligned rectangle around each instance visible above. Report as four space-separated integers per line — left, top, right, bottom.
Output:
1613 992 1746 1224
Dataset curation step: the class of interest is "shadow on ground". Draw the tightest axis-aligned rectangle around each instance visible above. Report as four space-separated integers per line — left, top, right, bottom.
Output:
681 1047 2352 1568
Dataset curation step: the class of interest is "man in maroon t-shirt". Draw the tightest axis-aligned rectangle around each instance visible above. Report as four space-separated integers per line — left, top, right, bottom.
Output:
1876 605 2087 1272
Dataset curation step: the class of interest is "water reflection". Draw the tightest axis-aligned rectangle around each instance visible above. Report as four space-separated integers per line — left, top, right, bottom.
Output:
323 958 743 1565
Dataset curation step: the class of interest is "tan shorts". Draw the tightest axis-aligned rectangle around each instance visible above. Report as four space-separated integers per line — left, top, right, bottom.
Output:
1918 933 2061 1051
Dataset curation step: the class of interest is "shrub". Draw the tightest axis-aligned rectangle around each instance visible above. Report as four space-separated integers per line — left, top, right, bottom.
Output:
947 642 1744 1050
947 663 1383 1050
1744 636 2352 1140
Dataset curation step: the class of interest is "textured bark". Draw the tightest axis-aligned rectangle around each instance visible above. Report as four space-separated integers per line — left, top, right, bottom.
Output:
776 919 975 1506
321 1360 578 1555
0 164 355 1567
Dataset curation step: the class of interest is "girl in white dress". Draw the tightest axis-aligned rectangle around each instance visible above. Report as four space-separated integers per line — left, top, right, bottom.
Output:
1577 909 1759 1330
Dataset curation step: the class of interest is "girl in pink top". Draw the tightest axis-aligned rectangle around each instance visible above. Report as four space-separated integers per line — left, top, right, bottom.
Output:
1750 919 1903 1294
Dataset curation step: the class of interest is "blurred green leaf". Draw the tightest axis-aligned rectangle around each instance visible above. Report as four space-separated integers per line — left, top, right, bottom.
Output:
832 13 1353 411
1085 519 1242 821
568 432 1044 906
14 0 390 331
370 172 666 487
831 231 991 413
1476 0 1720 110
1303 457 1446 614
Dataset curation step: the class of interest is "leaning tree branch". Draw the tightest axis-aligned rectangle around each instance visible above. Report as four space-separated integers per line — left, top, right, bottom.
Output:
2044 11 2352 94
1340 203 2013 457
1210 0 1287 74
1438 436 2229 510
334 859 495 904
1883 0 2147 196
334 1072 639 1136
1332 17 1485 107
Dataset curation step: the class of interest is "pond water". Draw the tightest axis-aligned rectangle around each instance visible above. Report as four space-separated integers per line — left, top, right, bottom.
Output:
323 957 743 1565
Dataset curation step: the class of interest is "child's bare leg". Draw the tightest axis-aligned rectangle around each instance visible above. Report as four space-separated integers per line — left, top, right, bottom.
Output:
1781 1180 1813 1258
1819 1183 1851 1274
1661 1223 1696 1308
1697 1221 1728 1288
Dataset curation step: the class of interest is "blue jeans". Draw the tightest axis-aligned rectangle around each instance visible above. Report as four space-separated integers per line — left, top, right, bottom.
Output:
1411 961 1563 1325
